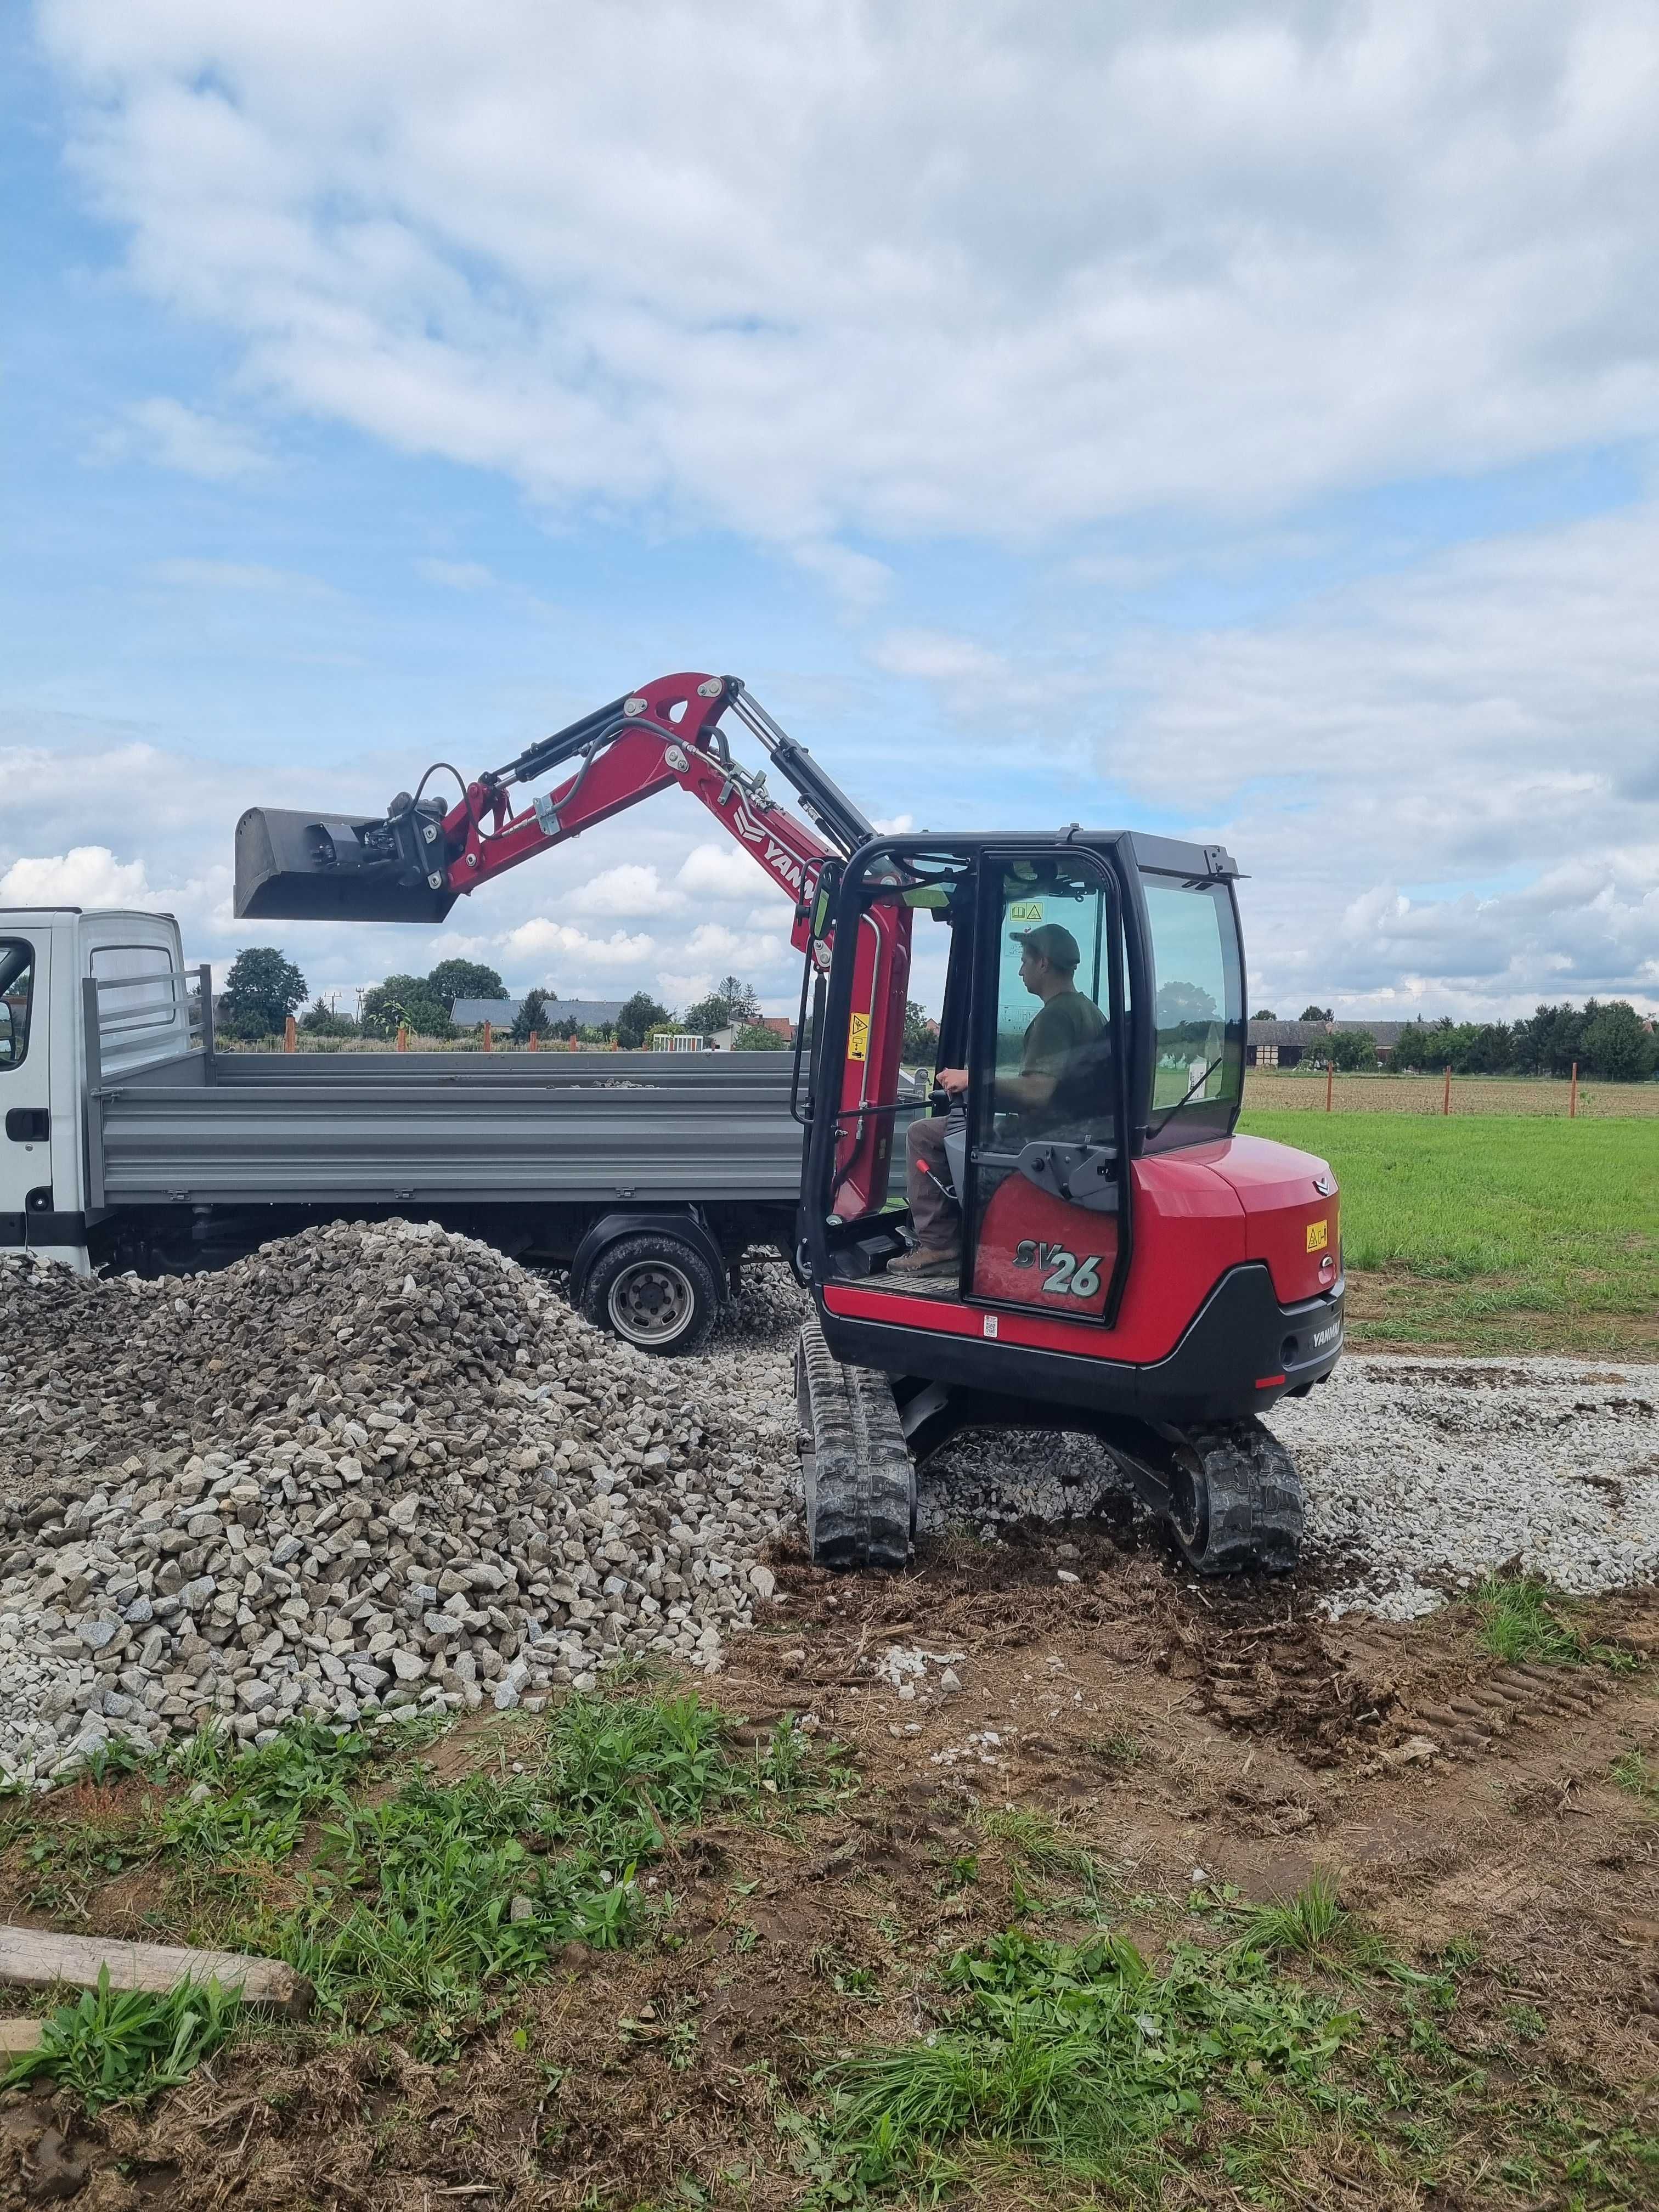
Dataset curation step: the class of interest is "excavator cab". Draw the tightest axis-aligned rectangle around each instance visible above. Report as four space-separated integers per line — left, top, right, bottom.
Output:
794 828 1341 1575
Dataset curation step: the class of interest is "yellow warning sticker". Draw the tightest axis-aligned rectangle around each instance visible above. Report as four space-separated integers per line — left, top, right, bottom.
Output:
848 1011 870 1061
1007 900 1045 923
1306 1220 1328 1252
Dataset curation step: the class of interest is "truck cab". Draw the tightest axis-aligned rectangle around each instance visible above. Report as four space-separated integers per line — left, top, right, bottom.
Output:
0 909 193 1270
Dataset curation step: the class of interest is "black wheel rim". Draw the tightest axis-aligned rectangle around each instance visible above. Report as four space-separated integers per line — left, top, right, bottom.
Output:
607 1259 696 1345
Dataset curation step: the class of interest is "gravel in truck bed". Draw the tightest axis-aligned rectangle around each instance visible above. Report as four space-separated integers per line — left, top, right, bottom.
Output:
0 1223 793 1785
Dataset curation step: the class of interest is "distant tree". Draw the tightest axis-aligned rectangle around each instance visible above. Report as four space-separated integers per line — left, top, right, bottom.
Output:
426 957 506 1012
902 999 939 1060
1156 980 1218 1028
1299 1005 1333 1023
1249 1009 1277 1023
220 947 307 1040
298 998 358 1039
615 991 672 1049
733 1021 789 1051
1583 1000 1657 1082
682 977 761 1037
1327 1027 1376 1071
360 974 455 1040
512 986 554 1043
716 974 760 1025
681 994 731 1038
1515 1002 1582 1076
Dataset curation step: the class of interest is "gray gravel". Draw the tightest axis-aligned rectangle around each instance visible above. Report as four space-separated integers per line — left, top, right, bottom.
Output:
915 1355 1659 1617
1270 1354 1659 1617
4 1224 1653 1787
0 1225 794 1786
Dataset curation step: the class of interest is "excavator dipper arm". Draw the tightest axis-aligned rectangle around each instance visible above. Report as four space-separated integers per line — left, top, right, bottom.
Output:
235 673 859 947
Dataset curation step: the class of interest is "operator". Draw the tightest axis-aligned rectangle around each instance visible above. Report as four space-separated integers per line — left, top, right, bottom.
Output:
890 922 1107 1279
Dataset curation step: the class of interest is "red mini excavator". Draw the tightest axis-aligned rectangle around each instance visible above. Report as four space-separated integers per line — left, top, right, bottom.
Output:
235 672 1344 1575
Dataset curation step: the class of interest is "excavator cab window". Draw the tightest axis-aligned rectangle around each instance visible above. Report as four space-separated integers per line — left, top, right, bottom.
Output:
1139 868 1245 1150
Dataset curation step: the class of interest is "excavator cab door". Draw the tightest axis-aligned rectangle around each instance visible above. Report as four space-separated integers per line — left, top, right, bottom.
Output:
800 834 1133 1331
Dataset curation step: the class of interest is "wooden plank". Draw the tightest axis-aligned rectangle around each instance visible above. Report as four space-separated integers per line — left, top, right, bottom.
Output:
0 2017 44 2057
0 1928 311 2021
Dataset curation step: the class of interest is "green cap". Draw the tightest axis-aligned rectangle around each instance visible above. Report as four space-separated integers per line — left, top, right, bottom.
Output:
1009 921 1081 971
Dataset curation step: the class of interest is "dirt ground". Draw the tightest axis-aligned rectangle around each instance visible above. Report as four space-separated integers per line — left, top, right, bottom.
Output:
2 1505 1656 2212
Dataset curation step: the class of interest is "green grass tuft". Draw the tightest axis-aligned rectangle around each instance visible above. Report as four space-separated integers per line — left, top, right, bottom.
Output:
806 1926 1355 2200
1472 1576 1637 1672
1233 1872 1349 1960
1 1968 240 2112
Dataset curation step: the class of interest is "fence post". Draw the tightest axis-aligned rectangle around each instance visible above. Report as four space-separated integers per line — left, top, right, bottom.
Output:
284 1015 296 1053
1570 1060 1578 1119
1442 1065 1451 1116
528 1030 539 1052
483 1020 493 1053
1324 1063 1333 1113
397 1023 408 1053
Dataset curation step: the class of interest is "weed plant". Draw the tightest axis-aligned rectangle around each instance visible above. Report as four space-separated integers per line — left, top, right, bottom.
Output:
1472 1576 1638 1672
802 1923 1355 2200
228 1694 839 2049
1 1969 240 2112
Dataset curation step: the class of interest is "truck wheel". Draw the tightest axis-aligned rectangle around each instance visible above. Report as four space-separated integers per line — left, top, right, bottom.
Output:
582 1232 720 1355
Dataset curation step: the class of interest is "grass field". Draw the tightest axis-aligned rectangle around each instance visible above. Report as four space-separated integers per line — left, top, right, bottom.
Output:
1239 1110 1659 1356
1246 1071 1659 1116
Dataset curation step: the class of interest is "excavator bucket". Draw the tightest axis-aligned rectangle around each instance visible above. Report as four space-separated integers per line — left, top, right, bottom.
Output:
233 806 459 924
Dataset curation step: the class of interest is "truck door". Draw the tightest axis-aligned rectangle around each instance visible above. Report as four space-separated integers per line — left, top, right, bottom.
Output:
0 930 52 1251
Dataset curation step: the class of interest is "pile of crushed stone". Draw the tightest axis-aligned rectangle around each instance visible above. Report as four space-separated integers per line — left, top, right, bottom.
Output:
0 1222 793 1785
919 1355 1659 1616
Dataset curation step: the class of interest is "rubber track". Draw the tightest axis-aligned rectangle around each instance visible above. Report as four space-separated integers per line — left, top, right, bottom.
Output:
795 1312 913 1572
1181 1418 1305 1575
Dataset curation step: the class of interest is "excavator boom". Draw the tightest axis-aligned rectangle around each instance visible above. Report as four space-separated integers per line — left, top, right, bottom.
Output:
233 673 868 947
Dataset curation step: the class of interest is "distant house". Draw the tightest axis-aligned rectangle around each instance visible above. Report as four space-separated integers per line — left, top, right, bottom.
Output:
710 1015 795 1048
1246 1018 1412 1069
450 996 628 1032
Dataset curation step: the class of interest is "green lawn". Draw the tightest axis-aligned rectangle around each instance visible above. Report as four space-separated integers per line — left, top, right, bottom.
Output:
1238 1111 1659 1356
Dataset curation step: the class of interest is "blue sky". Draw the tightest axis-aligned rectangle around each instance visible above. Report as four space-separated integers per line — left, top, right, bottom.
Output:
4 3 1656 1021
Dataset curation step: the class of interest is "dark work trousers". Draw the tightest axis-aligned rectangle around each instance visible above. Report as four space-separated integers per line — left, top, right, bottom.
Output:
905 1114 960 1252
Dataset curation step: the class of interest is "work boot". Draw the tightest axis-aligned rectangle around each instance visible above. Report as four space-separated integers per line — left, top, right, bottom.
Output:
887 1244 960 1278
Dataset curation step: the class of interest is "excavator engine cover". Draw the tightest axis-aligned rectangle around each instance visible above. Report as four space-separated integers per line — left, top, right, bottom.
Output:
234 805 458 924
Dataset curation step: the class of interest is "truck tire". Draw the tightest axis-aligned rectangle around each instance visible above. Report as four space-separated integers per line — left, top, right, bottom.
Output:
581 1231 720 1355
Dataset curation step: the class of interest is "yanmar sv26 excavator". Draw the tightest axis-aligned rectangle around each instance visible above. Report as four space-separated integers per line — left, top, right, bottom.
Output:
235 671 1344 1576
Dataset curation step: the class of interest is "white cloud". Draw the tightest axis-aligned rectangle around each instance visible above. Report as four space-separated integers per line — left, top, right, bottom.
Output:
414 558 496 592
503 918 656 968
561 862 678 917
0 845 154 907
872 633 1010 686
144 558 336 597
38 3 1659 552
674 843 770 901
99 396 270 479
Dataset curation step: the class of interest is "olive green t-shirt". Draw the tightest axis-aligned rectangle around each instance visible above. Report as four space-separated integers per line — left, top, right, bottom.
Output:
1020 986 1107 1079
